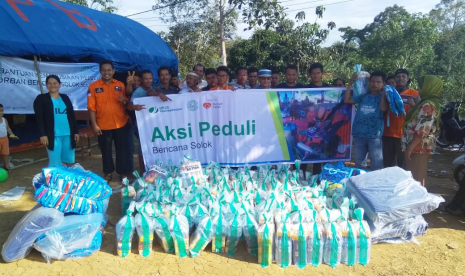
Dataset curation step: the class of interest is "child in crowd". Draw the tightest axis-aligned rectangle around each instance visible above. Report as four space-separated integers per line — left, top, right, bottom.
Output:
344 71 388 170
0 104 18 172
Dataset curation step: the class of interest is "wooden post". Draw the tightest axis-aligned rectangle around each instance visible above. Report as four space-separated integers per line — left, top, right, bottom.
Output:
33 55 44 94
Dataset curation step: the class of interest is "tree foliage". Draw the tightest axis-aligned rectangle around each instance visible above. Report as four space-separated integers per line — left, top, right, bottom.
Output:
60 0 117 13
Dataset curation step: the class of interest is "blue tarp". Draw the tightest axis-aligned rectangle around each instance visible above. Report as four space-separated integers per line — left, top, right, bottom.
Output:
0 0 178 80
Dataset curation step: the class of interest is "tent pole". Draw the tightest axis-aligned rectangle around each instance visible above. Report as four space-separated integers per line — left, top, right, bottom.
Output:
33 55 44 94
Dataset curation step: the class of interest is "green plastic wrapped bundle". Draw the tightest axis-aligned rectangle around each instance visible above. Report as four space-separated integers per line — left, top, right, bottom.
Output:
211 212 228 253
225 213 242 257
307 221 324 267
121 178 135 216
290 211 311 269
353 208 371 266
189 216 212 257
242 208 259 256
115 202 136 258
339 220 357 266
154 215 175 253
257 214 274 268
169 214 190 258
135 213 155 257
323 222 342 268
275 213 292 268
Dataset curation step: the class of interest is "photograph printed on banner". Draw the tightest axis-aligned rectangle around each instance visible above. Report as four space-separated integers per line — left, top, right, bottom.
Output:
278 89 352 162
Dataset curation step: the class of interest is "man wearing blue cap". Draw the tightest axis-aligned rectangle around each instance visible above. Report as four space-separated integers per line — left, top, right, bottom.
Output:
256 69 272 89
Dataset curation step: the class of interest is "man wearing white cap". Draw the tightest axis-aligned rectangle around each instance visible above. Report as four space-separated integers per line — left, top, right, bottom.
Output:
179 72 202 94
256 69 272 89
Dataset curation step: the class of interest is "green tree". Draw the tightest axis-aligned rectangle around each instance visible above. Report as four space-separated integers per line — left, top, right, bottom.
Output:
60 0 117 13
340 6 439 77
430 0 465 102
159 13 234 75
154 0 285 65
227 6 335 81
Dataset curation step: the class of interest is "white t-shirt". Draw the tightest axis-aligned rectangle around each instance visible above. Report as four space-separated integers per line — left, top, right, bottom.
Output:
179 87 197 94
181 80 207 89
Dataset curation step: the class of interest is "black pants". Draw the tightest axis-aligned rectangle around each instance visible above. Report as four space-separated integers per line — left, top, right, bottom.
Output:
300 163 322 176
449 178 465 210
98 123 130 175
382 136 404 168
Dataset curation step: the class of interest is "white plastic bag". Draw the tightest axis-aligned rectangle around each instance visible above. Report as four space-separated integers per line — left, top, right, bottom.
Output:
2 205 64 262
353 64 370 97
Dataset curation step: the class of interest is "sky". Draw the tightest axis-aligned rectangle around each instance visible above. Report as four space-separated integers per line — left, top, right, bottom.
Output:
116 0 440 46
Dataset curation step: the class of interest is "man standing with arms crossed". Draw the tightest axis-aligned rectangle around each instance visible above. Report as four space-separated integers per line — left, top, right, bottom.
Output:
88 60 131 182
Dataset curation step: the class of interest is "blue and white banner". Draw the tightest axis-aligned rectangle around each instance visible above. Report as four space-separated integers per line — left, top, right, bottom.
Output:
0 56 100 114
134 89 354 166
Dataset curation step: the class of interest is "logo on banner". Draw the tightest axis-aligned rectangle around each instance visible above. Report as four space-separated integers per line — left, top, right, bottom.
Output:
149 107 159 113
187 100 198 111
203 103 212 109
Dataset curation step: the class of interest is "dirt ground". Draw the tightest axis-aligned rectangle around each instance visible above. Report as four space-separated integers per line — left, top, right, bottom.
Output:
0 142 464 276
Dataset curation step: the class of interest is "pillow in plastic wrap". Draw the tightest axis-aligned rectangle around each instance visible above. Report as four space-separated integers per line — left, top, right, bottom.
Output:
367 215 428 243
2 206 64 262
33 213 105 260
346 167 444 227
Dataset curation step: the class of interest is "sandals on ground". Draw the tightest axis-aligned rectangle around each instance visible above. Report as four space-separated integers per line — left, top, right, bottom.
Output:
104 174 112 182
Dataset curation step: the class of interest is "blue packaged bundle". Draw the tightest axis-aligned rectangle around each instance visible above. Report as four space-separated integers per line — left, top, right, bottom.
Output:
33 166 112 214
383 85 406 118
319 162 354 183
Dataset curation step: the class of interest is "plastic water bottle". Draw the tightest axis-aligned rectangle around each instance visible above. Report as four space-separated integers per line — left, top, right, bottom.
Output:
177 73 182 80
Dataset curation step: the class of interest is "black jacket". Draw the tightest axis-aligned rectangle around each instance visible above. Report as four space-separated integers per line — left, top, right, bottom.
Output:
33 93 79 151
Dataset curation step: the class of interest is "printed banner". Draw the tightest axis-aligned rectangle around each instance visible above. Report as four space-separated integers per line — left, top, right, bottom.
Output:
0 56 100 114
134 89 353 166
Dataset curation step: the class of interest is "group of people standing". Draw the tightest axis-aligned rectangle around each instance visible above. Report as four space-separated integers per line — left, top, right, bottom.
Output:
345 69 442 188
31 60 442 190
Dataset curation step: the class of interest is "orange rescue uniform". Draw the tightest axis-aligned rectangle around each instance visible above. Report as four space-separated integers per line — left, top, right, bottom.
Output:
87 79 128 130
383 88 419 138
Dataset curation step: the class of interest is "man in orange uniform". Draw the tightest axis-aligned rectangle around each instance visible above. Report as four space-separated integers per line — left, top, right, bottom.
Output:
382 69 420 168
88 60 131 181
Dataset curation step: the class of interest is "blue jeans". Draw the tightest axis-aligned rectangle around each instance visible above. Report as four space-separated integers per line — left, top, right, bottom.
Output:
354 137 383 170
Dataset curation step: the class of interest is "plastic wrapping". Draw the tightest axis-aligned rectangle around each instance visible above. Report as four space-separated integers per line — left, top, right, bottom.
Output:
353 64 370 97
346 167 444 227
144 165 168 184
121 178 136 215
323 222 342 268
352 209 371 265
189 216 212 257
211 213 228 253
257 214 275 268
242 210 259 256
34 166 112 214
318 207 349 223
225 213 242 257
115 204 136 258
370 215 428 243
169 214 190 258
383 85 406 117
275 214 292 268
2 205 64 262
33 213 104 260
319 162 354 183
290 211 312 269
154 215 175 253
307 222 324 267
59 230 103 261
135 213 155 257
